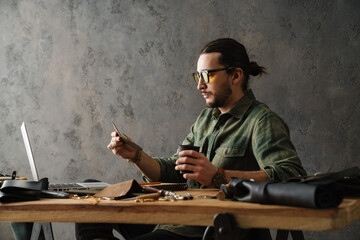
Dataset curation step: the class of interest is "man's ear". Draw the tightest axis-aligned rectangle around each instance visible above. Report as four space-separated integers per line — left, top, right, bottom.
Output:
232 68 243 84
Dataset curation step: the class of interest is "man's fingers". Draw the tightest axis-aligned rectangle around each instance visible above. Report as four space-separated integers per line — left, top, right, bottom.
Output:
111 131 119 137
108 140 124 149
179 150 200 158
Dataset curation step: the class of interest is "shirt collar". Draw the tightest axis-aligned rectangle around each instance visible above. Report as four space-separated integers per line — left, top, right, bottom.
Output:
212 89 256 119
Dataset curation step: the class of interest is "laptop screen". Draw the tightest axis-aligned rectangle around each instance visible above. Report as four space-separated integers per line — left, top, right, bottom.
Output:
21 122 39 181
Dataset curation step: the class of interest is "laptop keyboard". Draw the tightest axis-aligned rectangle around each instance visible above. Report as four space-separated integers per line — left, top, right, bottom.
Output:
49 183 83 191
48 182 110 191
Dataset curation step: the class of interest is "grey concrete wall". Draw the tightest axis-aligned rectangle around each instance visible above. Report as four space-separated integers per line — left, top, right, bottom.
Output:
0 0 359 239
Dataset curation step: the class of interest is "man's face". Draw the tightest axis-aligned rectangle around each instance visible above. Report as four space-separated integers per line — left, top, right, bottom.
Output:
196 53 233 109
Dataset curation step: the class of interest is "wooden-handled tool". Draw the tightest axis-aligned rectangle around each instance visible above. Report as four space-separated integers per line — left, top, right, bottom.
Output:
136 192 160 200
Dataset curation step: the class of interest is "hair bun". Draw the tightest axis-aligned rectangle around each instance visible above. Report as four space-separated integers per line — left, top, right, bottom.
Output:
248 61 266 76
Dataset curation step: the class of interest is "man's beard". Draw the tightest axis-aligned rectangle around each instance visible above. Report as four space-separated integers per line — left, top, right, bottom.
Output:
204 82 232 108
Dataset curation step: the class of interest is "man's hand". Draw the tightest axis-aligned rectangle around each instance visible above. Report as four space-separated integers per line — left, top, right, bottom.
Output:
107 131 162 182
107 132 137 160
175 150 218 186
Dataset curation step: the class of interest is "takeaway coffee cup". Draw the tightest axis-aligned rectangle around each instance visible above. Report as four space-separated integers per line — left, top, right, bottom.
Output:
178 145 200 174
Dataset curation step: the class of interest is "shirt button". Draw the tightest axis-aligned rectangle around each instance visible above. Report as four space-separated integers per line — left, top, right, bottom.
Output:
208 148 211 151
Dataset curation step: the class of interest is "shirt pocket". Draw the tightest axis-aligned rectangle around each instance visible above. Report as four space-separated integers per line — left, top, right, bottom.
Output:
212 145 247 169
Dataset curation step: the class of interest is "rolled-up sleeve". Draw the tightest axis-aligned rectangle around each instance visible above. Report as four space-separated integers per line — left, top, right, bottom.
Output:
154 154 186 183
252 112 307 181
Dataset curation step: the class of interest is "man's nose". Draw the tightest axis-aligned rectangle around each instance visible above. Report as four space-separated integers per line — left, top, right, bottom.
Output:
197 78 206 90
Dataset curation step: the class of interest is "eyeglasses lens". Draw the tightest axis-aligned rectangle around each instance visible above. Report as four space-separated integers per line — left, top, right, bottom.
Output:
193 72 209 84
201 72 209 83
193 73 200 84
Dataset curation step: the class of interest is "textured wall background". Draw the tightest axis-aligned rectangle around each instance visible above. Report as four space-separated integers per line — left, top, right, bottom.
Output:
0 0 359 239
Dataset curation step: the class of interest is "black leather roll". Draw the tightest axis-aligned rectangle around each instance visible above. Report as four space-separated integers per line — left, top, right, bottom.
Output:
0 190 41 203
0 180 43 203
228 178 343 209
1 180 43 192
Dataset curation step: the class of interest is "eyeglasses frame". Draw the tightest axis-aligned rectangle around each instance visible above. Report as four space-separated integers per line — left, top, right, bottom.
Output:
192 67 235 84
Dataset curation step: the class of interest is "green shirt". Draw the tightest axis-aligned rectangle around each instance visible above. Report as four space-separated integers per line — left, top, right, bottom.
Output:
154 89 306 237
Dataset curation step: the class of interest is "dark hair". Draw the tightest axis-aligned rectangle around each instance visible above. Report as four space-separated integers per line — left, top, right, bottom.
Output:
200 38 266 90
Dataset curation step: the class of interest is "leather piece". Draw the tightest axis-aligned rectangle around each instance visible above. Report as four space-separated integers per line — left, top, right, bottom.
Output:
228 178 343 209
0 190 41 203
286 167 360 197
94 179 143 199
0 180 44 203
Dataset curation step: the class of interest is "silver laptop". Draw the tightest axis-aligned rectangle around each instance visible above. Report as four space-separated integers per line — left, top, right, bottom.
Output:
21 122 110 192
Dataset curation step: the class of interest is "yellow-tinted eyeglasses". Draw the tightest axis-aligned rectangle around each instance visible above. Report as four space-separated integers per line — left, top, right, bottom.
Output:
192 67 234 84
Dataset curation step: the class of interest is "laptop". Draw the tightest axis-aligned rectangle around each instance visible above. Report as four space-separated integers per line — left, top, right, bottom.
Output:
21 122 110 192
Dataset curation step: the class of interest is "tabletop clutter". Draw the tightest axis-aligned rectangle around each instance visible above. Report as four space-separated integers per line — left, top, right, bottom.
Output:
1 167 359 209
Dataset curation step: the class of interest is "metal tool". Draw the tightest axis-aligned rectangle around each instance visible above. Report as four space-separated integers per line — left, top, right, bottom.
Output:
143 186 184 200
112 122 143 151
184 192 193 200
